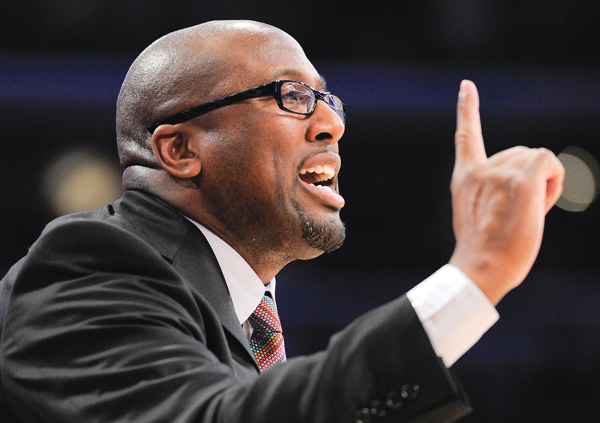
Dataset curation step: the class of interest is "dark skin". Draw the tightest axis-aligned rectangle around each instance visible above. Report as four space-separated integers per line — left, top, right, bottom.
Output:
117 20 565 304
118 21 346 283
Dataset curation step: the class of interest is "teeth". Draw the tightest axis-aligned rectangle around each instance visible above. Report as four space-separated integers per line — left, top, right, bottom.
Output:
300 164 335 181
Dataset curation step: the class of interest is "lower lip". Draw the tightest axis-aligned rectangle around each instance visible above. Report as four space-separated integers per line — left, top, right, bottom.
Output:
299 179 345 209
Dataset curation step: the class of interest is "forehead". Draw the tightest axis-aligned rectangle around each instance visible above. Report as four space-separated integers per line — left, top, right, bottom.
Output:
216 29 324 92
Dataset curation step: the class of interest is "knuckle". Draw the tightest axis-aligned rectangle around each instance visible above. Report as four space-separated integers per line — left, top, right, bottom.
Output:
451 161 484 191
525 147 563 174
535 147 557 162
501 145 529 157
513 145 529 154
454 128 471 145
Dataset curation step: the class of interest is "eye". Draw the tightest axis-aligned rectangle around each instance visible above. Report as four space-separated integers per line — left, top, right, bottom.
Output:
281 88 312 103
279 82 316 114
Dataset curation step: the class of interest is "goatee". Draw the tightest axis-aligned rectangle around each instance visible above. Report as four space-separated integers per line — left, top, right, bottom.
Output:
299 209 346 253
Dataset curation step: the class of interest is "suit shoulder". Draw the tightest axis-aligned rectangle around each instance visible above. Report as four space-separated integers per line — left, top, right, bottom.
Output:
17 207 167 280
40 203 121 236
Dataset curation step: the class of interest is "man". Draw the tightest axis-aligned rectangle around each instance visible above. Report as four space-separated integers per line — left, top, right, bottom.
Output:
0 20 564 422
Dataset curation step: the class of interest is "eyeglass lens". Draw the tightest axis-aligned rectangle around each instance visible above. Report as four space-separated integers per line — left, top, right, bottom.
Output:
279 82 345 123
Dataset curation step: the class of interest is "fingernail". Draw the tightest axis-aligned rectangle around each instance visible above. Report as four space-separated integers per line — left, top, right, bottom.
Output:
459 80 468 99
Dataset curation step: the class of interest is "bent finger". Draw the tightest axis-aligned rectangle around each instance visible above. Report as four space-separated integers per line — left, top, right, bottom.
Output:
534 149 565 213
522 148 566 213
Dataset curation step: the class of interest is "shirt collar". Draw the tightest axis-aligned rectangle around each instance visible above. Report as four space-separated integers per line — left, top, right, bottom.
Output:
186 219 275 325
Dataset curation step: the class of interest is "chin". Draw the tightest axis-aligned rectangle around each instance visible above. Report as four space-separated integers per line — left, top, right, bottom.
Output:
300 215 346 254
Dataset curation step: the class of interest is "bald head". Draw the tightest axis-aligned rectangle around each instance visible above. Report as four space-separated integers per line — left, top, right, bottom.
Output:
116 20 305 190
115 21 346 277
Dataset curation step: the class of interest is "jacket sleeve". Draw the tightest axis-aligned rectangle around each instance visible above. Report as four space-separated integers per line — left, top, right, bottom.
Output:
0 219 470 423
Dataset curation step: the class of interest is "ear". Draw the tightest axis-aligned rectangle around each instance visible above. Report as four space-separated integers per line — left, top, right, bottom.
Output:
151 125 202 178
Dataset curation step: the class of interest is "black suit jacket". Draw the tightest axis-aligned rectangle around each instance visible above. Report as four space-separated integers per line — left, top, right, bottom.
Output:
0 190 471 423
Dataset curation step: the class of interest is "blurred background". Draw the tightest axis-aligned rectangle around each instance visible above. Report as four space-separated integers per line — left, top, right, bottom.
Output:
1 1 599 421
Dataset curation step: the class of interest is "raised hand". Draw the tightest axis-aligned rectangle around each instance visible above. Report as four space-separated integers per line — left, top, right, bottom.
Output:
449 80 565 305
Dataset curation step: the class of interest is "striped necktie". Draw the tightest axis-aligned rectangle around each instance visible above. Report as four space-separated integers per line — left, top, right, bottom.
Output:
248 293 287 371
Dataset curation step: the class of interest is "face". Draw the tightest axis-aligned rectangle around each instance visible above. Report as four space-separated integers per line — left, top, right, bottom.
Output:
193 27 346 264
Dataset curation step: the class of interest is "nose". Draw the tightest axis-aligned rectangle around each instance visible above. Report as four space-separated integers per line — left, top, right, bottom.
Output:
306 100 345 146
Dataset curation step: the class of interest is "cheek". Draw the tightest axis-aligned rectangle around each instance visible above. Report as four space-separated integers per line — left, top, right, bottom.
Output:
204 142 285 205
203 109 304 195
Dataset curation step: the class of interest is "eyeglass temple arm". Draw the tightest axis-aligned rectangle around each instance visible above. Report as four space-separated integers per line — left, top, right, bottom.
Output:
147 84 276 134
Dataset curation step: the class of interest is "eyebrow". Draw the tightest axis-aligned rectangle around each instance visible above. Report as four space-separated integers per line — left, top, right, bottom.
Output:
319 75 328 92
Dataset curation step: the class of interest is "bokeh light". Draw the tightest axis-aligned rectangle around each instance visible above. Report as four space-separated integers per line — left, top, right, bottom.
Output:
556 146 600 212
41 148 123 216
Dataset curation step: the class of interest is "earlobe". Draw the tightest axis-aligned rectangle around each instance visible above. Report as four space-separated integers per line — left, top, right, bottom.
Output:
151 125 202 178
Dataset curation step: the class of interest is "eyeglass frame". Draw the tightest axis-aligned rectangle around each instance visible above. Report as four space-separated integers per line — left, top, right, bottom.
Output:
147 79 346 134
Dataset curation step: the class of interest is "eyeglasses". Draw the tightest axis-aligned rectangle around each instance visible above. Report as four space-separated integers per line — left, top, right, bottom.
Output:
147 80 346 134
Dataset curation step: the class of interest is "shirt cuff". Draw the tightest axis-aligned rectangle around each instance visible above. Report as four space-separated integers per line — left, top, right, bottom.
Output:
406 264 499 367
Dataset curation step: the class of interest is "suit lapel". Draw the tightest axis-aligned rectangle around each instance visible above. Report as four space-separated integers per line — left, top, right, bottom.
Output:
113 191 258 370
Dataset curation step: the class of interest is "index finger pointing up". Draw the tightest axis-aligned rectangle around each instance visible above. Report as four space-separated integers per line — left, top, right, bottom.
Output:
454 80 487 171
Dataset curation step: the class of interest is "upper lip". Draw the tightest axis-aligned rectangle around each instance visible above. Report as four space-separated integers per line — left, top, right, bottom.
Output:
298 152 341 188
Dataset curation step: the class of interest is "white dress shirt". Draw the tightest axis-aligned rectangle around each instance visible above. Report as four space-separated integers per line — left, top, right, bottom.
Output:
189 220 498 368
192 222 274 341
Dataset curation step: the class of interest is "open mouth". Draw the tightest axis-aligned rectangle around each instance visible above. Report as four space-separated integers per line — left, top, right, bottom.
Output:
299 164 336 189
297 158 345 209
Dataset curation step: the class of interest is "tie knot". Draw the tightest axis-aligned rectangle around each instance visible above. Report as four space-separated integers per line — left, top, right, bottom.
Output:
248 294 282 334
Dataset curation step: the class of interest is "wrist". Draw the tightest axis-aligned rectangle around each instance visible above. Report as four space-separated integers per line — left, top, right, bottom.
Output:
448 254 516 305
